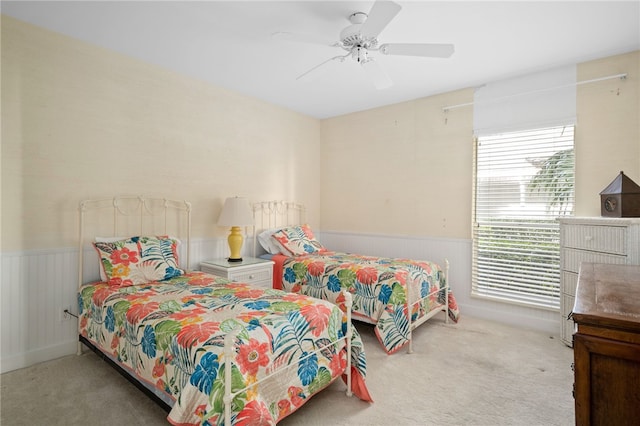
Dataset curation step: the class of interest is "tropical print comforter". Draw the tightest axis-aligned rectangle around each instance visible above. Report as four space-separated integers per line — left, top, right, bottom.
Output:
273 252 460 354
78 271 371 426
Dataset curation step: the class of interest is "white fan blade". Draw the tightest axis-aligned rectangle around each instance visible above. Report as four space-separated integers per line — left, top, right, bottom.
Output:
360 0 402 39
272 31 335 47
296 54 349 81
379 43 455 58
361 59 393 90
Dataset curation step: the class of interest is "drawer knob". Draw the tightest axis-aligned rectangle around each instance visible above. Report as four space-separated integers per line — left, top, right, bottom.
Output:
249 274 254 279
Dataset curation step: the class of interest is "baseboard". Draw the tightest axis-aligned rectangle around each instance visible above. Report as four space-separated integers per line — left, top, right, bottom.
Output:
1 340 78 374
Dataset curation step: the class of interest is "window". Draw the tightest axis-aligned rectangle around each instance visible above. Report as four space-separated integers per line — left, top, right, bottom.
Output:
472 125 575 309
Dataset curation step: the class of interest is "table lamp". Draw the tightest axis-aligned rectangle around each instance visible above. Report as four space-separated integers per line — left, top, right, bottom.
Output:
217 196 254 262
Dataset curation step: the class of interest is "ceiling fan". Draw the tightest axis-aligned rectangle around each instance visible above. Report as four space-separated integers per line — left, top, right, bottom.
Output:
273 0 455 89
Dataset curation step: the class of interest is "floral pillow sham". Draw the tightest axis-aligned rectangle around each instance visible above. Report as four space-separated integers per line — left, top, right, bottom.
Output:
93 236 184 286
271 224 325 256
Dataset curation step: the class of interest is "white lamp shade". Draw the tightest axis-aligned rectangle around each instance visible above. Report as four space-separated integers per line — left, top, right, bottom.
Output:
217 197 253 226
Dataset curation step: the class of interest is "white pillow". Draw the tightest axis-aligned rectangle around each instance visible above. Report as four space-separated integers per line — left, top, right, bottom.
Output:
257 228 284 254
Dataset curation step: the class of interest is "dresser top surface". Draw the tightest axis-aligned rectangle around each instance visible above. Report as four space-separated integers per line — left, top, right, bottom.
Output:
573 263 640 330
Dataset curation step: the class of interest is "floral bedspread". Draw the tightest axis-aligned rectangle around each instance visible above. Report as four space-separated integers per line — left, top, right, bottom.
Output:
78 272 370 425
273 252 460 354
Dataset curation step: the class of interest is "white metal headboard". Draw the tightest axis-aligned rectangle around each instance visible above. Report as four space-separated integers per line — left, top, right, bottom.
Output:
78 196 192 288
252 201 305 257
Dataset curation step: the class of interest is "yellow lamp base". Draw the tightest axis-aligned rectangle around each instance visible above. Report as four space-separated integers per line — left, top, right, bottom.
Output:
227 226 244 262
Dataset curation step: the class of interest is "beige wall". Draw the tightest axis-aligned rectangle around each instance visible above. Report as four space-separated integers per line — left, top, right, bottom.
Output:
2 15 639 251
575 52 640 216
321 51 640 238
320 89 474 239
1 16 321 251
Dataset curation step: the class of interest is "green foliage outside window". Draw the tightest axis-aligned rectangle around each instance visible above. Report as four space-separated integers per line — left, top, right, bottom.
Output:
528 148 575 215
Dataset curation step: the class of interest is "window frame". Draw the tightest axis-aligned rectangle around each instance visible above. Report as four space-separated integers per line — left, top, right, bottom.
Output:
471 125 575 310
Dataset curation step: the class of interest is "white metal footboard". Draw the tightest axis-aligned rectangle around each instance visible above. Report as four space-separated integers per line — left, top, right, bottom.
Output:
406 259 450 354
222 292 354 425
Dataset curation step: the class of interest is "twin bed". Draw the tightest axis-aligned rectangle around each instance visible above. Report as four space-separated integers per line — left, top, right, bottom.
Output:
252 201 460 355
77 197 370 426
77 197 458 425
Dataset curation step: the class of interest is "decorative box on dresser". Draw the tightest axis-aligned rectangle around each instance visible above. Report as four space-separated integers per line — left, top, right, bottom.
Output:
559 217 640 347
572 263 640 426
200 257 274 289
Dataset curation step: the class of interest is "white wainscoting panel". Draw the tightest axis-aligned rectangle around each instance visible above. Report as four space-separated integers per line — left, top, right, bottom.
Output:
0 237 234 373
1 248 79 373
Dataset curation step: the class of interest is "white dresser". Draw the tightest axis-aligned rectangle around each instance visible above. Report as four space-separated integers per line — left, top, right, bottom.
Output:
559 217 640 346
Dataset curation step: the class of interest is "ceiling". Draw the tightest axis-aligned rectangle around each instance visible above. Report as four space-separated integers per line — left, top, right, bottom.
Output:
3 1 640 119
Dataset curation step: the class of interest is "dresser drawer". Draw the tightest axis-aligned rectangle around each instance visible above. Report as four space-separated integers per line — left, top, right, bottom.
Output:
229 268 272 284
562 248 627 273
561 271 579 297
561 224 627 254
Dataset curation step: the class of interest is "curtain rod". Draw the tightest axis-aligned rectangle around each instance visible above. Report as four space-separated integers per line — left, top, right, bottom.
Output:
442 72 627 113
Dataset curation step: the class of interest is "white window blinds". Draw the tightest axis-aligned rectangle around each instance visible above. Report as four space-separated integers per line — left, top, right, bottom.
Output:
472 126 575 309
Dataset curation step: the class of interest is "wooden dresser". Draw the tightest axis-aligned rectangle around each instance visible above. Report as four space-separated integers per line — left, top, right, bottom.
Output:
559 217 640 346
572 263 640 426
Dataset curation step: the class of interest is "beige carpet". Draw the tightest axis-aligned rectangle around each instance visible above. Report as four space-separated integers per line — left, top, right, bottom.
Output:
1 313 575 425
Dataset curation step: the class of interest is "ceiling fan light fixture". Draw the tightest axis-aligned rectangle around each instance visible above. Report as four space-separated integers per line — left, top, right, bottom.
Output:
352 46 369 63
361 59 392 90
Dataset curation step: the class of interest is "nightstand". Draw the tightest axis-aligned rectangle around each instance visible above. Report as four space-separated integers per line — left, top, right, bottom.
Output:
200 257 274 289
